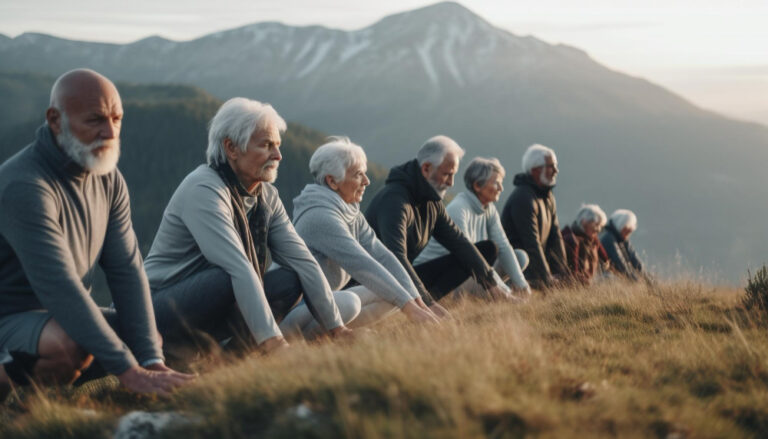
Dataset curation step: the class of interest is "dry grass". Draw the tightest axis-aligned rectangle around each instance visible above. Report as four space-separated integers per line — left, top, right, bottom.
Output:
2 280 768 438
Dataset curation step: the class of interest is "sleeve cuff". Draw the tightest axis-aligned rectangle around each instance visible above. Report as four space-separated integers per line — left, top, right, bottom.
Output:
140 358 164 367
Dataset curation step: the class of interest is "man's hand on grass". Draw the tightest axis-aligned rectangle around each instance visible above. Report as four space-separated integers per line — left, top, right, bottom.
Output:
402 300 440 324
117 364 195 396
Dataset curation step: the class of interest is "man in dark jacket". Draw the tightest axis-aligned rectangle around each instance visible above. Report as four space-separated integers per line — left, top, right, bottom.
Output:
501 144 570 289
365 136 509 316
600 209 649 282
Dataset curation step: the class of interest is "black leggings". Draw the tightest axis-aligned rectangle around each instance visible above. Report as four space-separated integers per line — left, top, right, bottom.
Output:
414 240 498 301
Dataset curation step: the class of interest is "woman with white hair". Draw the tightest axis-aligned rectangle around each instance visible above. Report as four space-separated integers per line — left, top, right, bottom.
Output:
292 137 439 326
146 98 359 353
561 204 609 285
600 209 648 282
415 157 531 297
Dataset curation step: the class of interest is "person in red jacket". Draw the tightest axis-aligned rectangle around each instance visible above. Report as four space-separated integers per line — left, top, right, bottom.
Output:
561 204 609 285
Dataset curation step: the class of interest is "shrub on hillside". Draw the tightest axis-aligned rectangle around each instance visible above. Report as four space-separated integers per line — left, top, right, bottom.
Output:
743 265 768 310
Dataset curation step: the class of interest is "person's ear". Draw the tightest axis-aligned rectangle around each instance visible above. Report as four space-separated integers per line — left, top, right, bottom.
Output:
421 162 432 179
223 138 238 160
325 174 338 191
473 181 483 194
46 107 62 135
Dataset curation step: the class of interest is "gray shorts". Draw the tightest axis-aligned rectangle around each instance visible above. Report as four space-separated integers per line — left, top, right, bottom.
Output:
0 310 53 356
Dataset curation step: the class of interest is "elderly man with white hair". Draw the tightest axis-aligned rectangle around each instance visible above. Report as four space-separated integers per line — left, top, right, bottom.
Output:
144 98 359 353
561 204 609 285
415 157 531 297
0 69 193 398
365 136 509 315
292 137 439 326
600 209 649 282
501 144 570 289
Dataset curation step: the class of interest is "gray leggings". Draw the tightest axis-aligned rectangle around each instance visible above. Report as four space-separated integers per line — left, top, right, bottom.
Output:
151 267 359 344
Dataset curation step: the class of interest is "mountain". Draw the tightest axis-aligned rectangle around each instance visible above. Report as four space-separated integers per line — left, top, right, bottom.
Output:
1 2 767 280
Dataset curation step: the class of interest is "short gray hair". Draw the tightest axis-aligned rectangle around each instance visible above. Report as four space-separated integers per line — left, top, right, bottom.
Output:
521 144 557 174
464 157 505 193
610 209 638 232
309 136 367 186
206 97 287 166
574 204 607 230
416 135 465 167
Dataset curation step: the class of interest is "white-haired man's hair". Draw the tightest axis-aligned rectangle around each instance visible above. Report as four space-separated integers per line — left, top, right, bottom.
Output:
206 97 287 166
610 209 638 232
309 136 367 186
521 143 557 174
464 157 505 193
574 204 607 231
416 135 465 167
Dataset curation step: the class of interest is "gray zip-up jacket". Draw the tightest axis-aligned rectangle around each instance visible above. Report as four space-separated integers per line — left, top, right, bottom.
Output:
144 165 343 343
293 184 420 308
0 125 162 375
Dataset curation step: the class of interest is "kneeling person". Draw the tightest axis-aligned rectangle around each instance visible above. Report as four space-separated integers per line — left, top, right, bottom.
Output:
293 137 439 327
600 209 651 283
365 136 509 314
0 69 192 396
416 157 531 297
144 98 358 351
561 204 609 285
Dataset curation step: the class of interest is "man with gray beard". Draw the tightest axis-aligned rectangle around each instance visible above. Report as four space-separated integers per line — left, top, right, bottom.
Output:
501 144 570 290
0 69 193 399
365 136 509 316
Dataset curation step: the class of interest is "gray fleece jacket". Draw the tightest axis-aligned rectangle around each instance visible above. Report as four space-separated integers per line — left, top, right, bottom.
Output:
0 125 162 375
293 184 419 308
144 165 343 344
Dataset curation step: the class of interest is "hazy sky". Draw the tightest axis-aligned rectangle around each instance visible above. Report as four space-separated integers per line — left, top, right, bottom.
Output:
2 0 766 125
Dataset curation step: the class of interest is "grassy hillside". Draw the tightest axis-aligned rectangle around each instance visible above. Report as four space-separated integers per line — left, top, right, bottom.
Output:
2 280 767 438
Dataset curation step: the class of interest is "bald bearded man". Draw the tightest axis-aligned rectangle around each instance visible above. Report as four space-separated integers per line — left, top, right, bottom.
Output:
0 69 193 399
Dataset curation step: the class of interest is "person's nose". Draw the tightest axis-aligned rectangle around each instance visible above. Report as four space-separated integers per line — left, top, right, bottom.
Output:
363 174 370 186
101 121 118 139
271 146 282 162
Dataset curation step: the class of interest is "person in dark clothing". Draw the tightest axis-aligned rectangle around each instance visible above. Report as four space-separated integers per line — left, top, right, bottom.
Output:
561 204 609 285
365 136 510 317
600 209 650 282
501 144 570 289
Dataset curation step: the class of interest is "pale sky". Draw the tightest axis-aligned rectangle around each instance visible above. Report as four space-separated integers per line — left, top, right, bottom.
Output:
2 0 766 125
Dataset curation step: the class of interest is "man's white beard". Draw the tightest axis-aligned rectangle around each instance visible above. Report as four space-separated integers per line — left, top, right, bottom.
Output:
56 114 120 176
539 173 556 187
258 160 280 183
427 177 449 199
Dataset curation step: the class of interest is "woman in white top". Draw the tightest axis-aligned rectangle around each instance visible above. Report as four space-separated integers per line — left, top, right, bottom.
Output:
415 157 531 296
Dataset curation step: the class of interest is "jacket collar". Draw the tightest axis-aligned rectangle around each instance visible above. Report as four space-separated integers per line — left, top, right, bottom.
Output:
386 159 442 203
512 172 554 197
461 191 487 214
34 124 90 181
605 221 625 242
